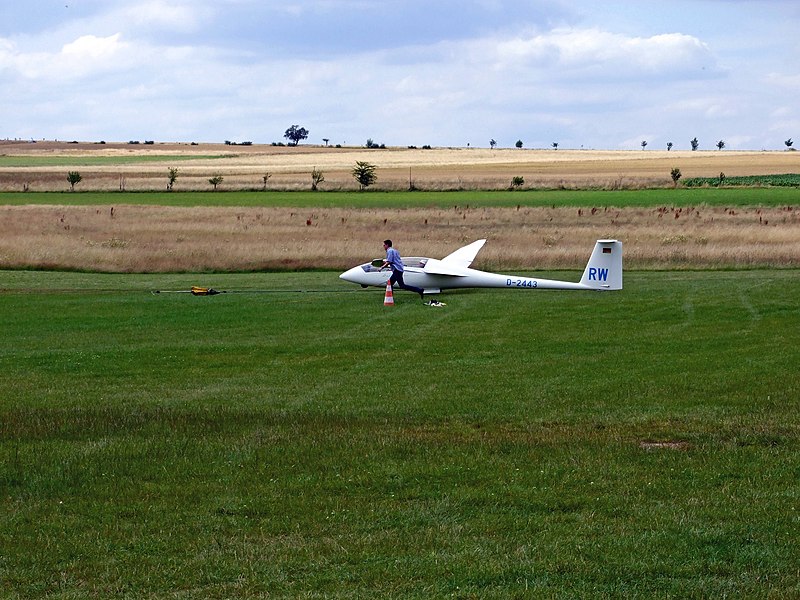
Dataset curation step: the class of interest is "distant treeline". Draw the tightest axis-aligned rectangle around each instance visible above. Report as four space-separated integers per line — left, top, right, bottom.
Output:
682 173 800 187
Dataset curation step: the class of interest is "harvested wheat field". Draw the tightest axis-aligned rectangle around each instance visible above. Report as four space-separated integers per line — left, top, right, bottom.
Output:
1 140 799 191
1 141 798 272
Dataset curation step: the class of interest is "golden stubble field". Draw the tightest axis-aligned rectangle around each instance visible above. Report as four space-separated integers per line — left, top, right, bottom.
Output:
1 141 798 272
3 140 800 191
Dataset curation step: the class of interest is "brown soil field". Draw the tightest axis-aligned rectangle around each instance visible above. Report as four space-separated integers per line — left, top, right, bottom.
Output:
1 141 798 272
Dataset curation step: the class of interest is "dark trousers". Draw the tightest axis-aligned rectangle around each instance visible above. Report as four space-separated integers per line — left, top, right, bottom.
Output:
390 270 424 296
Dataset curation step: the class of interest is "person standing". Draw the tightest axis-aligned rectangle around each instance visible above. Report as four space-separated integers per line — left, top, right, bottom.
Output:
380 240 424 299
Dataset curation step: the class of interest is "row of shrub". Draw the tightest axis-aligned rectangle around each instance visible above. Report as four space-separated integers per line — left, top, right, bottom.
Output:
682 173 800 187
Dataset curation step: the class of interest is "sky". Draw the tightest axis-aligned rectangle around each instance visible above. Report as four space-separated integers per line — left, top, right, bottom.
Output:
1 0 798 150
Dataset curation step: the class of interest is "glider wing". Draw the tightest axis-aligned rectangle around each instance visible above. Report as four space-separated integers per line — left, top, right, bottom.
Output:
421 258 470 277
440 239 486 269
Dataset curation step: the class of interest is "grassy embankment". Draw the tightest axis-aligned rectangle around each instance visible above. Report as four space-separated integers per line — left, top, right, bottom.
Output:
1 269 799 597
1 187 799 208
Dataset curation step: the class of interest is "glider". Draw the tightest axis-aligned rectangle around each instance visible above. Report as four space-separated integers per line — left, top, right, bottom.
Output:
339 239 622 294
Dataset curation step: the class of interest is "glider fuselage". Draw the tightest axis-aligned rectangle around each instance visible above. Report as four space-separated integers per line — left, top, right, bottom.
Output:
339 239 622 294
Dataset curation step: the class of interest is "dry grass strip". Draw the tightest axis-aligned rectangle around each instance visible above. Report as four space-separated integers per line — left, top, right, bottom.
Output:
1 204 797 272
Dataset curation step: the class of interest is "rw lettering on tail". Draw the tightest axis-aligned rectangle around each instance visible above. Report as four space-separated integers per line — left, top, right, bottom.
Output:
588 267 609 281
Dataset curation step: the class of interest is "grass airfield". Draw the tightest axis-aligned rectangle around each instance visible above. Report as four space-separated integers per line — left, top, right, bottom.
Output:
2 269 799 597
2 141 799 596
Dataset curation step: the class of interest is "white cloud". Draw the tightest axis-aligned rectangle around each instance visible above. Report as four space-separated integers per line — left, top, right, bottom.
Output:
118 1 205 28
62 33 124 61
25 33 139 83
66 1 209 37
666 97 739 120
767 107 800 138
764 72 800 91
490 28 718 79
4 33 132 81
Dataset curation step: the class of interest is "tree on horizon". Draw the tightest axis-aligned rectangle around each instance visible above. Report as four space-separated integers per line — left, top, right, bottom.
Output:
284 125 309 146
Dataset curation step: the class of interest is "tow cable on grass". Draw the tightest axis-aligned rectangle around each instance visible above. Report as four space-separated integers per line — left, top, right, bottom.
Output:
150 286 358 295
2 287 355 295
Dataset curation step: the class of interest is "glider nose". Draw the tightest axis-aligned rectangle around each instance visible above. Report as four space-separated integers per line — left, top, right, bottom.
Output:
339 265 365 284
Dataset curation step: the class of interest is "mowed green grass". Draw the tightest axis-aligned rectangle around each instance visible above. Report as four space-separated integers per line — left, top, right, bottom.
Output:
1 270 799 597
1 187 799 208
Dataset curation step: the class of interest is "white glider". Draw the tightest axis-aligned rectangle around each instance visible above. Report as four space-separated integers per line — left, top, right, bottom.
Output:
340 239 622 294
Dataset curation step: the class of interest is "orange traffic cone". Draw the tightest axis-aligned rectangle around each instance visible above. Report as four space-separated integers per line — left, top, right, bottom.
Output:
384 281 394 306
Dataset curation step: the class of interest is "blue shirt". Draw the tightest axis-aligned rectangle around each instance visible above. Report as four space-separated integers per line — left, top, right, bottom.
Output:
385 247 404 272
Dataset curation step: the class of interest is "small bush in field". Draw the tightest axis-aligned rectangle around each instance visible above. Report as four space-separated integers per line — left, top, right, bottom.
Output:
67 171 82 191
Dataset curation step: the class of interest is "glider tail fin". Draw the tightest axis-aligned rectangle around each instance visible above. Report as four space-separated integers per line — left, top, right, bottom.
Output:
579 240 623 290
